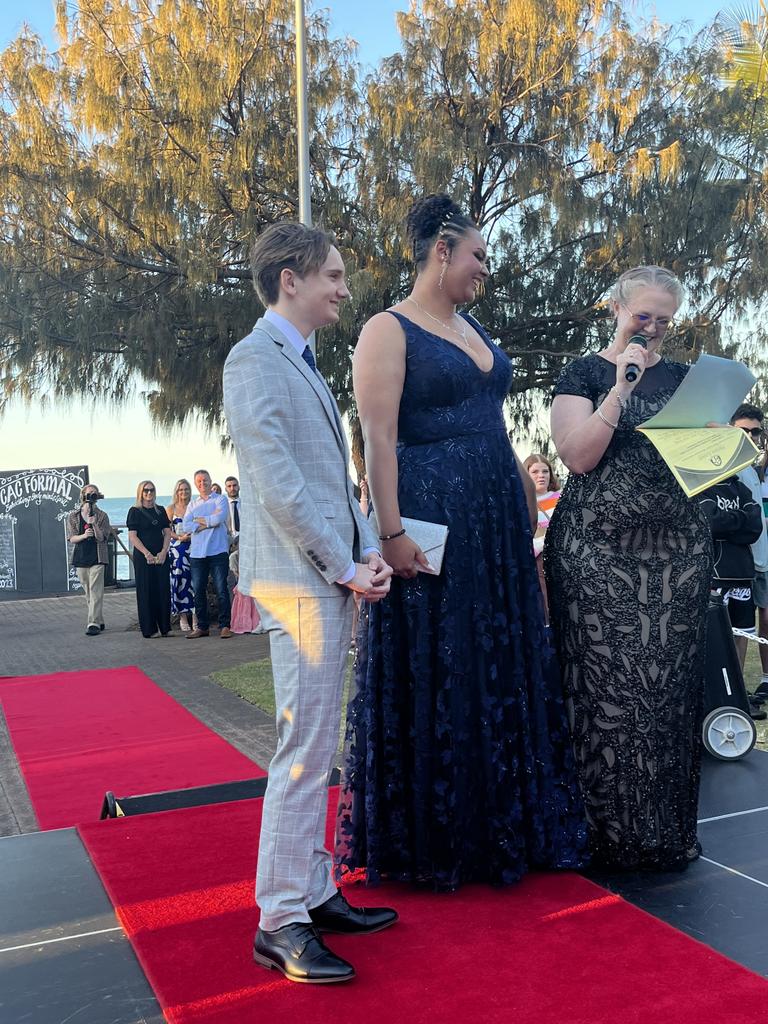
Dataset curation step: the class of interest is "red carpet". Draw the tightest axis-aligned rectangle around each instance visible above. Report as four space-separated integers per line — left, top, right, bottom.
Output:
79 795 768 1024
0 667 263 829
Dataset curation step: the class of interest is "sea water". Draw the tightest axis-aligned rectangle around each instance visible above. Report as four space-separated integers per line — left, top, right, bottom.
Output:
98 496 172 526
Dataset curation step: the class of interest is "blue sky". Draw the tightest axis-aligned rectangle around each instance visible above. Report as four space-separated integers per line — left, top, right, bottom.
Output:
0 0 735 55
0 1 406 62
0 0 741 492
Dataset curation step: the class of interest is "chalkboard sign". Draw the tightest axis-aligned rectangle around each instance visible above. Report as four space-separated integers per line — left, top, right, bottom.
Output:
0 516 16 590
0 466 88 597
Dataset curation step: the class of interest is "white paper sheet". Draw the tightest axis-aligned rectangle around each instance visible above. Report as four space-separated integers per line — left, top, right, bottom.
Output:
640 354 757 429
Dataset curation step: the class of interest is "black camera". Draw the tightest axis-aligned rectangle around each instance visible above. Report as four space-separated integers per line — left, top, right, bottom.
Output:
85 491 103 505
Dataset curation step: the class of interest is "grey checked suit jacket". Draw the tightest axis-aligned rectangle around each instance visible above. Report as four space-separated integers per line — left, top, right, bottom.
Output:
222 316 377 610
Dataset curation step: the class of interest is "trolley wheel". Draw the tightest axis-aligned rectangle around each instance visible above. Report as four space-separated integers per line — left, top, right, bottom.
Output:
702 707 757 760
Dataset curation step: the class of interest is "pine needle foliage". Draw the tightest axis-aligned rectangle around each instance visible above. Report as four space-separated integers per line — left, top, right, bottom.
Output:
1 0 767 434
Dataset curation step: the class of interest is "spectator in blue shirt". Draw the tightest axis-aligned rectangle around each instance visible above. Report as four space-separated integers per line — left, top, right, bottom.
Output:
182 469 233 638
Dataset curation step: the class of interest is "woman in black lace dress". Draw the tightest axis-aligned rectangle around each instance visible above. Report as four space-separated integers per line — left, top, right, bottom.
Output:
335 195 588 891
545 266 713 871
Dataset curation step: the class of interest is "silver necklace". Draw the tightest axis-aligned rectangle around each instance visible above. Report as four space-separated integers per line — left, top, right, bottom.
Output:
406 296 471 350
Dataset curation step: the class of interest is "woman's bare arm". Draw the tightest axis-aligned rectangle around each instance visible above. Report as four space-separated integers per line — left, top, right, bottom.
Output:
551 394 619 475
354 313 429 576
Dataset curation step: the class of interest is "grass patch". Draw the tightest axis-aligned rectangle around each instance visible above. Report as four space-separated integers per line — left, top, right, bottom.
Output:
744 640 768 752
211 655 354 719
211 658 278 715
744 640 763 689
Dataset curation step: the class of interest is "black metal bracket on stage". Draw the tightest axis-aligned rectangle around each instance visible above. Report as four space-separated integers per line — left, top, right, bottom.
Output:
99 766 341 820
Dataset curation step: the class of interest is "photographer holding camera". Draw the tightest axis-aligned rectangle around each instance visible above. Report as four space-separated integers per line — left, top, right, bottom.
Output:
66 484 112 636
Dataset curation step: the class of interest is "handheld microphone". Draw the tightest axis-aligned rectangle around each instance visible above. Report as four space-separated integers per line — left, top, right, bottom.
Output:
624 335 647 383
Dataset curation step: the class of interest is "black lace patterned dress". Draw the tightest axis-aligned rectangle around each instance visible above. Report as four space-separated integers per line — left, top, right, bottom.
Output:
545 355 713 871
334 312 588 891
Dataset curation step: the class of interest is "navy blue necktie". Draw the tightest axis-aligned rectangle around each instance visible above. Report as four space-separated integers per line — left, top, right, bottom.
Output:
302 342 343 438
301 345 318 374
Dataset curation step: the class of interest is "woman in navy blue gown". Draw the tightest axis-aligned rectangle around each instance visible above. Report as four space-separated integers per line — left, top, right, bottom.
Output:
335 195 588 891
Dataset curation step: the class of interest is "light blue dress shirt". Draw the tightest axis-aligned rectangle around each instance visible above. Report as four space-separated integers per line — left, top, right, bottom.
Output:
262 309 378 584
182 493 230 558
264 308 310 359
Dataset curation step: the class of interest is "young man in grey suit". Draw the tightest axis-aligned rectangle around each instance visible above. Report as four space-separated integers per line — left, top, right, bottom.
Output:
223 222 397 984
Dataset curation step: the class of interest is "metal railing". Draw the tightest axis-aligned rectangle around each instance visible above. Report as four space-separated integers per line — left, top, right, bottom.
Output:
107 523 135 587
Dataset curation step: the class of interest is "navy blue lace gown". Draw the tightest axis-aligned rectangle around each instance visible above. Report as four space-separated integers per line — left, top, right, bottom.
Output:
335 312 588 891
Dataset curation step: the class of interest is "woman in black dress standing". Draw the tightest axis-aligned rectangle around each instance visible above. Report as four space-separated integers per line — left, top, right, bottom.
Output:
127 480 173 638
546 265 713 871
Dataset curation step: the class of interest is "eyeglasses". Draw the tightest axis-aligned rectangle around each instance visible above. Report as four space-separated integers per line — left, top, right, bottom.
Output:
740 426 764 439
142 487 155 493
623 305 673 330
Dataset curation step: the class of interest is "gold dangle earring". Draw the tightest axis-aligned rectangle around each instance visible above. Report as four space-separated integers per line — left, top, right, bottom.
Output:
438 258 447 290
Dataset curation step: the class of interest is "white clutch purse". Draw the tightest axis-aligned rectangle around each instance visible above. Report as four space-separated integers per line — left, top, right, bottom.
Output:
371 513 449 575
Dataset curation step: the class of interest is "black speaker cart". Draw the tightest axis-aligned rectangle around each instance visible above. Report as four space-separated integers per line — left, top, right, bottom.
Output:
702 591 757 760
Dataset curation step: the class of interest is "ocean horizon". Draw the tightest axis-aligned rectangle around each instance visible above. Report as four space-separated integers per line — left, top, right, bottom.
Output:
98 496 172 525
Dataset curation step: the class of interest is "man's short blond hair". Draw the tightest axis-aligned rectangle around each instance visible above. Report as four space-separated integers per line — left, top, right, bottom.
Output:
250 221 335 306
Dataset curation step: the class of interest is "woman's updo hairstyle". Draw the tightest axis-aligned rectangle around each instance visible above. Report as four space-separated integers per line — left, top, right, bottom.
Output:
406 193 476 269
610 265 684 309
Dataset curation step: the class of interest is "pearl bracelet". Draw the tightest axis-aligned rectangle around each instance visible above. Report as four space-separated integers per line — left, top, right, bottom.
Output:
608 387 628 410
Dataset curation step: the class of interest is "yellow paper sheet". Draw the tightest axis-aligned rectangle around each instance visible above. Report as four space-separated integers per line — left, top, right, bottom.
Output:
636 427 759 497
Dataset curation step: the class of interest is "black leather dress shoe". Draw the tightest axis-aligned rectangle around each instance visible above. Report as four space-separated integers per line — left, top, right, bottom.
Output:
309 889 398 935
253 922 355 984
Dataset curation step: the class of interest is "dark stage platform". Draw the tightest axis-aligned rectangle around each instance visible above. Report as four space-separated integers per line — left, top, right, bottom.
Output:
583 752 768 980
0 828 163 1023
3 753 768 1023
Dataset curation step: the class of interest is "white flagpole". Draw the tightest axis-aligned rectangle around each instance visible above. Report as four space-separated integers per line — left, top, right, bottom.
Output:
296 0 312 227
295 0 315 354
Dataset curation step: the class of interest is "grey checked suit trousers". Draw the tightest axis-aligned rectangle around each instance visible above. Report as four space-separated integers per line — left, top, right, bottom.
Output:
223 316 377 931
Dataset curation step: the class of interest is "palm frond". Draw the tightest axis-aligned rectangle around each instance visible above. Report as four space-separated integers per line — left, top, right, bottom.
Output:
721 3 768 90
